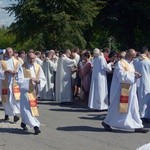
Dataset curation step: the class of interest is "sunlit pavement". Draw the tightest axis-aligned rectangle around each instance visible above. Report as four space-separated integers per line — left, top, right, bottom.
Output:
0 100 149 150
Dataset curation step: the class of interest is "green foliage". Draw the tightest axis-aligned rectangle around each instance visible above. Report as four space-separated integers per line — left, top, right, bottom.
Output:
5 0 150 51
6 0 100 50
0 27 16 49
98 0 150 50
0 26 42 51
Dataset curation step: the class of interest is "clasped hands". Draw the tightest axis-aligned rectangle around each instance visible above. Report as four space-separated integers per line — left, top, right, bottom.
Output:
134 71 142 78
4 70 17 76
30 78 40 84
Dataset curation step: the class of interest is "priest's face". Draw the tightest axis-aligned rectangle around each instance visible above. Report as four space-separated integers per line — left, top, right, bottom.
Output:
5 47 13 58
28 53 35 65
130 50 137 58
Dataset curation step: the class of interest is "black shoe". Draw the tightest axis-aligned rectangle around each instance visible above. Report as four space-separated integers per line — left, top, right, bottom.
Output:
34 126 41 135
21 122 28 131
135 128 149 133
14 116 20 123
102 121 112 132
4 115 9 121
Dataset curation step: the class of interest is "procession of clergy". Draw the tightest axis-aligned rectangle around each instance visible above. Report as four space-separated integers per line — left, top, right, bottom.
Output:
0 46 150 136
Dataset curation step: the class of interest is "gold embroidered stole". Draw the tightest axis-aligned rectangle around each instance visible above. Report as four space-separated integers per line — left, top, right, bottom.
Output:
12 57 21 101
1 57 21 103
1 60 8 103
138 54 149 61
119 59 134 113
23 63 40 116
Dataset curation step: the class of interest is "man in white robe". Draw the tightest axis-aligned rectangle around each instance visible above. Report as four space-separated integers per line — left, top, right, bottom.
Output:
35 51 43 66
1 47 20 123
88 48 112 110
137 47 150 123
49 50 59 64
40 51 57 100
18 51 26 65
17 52 46 134
55 50 76 103
48 50 59 99
102 49 148 133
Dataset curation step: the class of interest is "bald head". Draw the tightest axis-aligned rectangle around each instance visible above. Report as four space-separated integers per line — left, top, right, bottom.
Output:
65 49 71 58
27 52 36 65
125 49 137 62
127 49 137 58
5 47 13 58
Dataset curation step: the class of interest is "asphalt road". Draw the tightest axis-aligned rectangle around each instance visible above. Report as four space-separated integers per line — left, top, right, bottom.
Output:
0 100 149 150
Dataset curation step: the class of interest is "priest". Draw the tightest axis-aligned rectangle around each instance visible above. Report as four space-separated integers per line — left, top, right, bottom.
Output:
17 52 46 134
40 51 57 100
88 48 112 110
102 49 148 133
55 50 76 103
137 47 150 123
1 47 20 123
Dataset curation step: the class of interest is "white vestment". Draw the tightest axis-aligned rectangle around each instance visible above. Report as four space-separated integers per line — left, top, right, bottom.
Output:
55 55 76 102
17 62 46 127
104 59 143 130
35 57 43 66
1 58 20 116
74 53 80 65
138 58 150 118
136 143 150 150
0 70 5 102
88 56 112 110
40 58 57 100
133 57 140 73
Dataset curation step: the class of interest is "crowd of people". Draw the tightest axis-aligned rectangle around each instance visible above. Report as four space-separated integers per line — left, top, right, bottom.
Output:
0 46 150 135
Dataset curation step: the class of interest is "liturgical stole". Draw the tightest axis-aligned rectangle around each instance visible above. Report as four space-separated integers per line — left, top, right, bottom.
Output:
119 59 134 113
22 63 40 116
138 54 149 61
1 57 20 103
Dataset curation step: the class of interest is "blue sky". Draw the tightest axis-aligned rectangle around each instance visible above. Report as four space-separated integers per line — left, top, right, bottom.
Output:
0 0 17 27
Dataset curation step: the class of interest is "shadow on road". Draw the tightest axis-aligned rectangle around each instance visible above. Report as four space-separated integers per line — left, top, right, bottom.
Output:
79 113 107 121
49 108 94 113
38 100 89 108
143 123 150 128
57 126 135 134
0 119 14 124
57 126 105 132
50 107 108 113
0 128 33 135
38 100 54 105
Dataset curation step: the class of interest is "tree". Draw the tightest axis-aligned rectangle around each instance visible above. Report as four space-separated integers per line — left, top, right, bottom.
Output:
6 0 99 50
0 27 16 49
98 0 150 50
84 0 109 50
